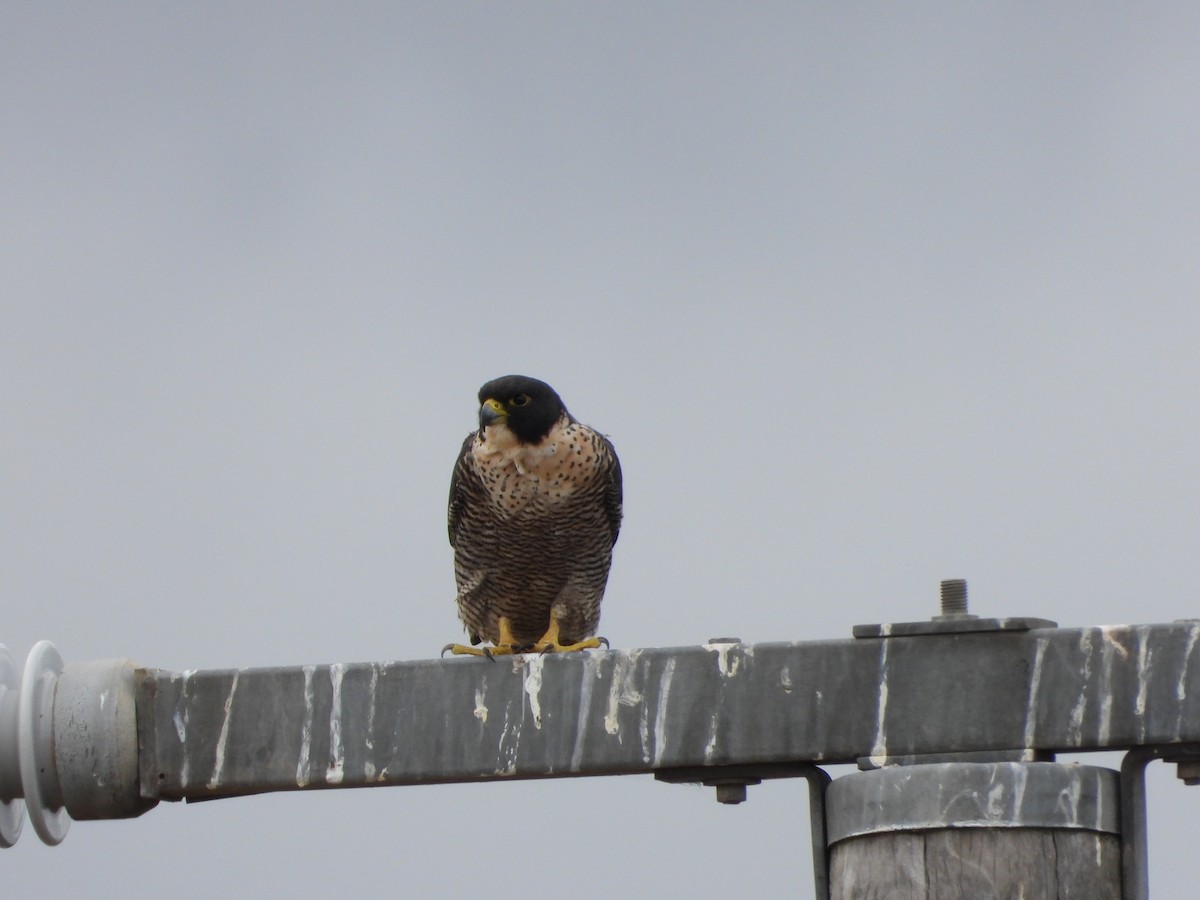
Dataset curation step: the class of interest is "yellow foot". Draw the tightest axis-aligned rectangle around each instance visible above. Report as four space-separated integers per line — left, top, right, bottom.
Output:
534 636 609 653
441 617 525 659
529 614 609 654
441 642 517 657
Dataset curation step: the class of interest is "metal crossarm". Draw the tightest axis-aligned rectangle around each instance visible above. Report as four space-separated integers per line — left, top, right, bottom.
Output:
137 622 1200 801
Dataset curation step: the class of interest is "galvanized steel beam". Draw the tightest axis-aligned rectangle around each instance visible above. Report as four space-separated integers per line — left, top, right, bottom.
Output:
138 622 1200 802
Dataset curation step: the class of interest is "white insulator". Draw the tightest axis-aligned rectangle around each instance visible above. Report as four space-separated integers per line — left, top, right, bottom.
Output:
18 641 70 845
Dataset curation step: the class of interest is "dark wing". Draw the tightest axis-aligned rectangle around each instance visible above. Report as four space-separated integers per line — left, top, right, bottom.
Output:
447 433 477 548
599 433 623 547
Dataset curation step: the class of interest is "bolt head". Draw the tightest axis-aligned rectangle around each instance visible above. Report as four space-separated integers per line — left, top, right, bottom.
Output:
1176 761 1200 785
715 783 747 804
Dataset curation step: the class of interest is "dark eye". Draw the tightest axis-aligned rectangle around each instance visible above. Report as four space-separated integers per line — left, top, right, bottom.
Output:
511 393 530 407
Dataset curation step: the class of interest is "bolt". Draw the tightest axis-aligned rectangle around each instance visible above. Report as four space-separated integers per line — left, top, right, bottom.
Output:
1176 761 1200 786
715 783 748 804
940 579 969 617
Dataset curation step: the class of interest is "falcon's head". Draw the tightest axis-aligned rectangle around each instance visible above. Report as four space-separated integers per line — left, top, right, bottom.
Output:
477 375 568 445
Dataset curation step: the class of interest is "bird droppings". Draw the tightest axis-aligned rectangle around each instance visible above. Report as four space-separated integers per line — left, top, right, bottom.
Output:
326 664 345 785
1023 636 1049 750
703 709 721 762
473 688 488 724
604 649 642 736
206 670 239 790
704 640 741 677
495 706 519 776
569 656 598 772
1067 631 1096 745
295 665 315 788
651 658 676 768
1099 625 1133 659
1177 623 1200 702
1134 629 1152 742
175 670 194 788
1096 632 1118 746
363 665 379 780
868 639 890 768
522 654 546 729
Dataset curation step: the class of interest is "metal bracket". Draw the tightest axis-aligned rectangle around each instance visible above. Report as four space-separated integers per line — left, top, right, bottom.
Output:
1120 744 1200 900
853 616 1058 638
656 762 831 900
854 579 1057 637
856 748 1055 768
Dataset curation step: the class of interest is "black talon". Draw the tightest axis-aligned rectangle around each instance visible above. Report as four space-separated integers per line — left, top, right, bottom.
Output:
440 643 456 658
596 636 610 649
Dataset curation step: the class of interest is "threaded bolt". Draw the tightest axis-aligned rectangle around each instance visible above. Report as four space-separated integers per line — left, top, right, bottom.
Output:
940 579 969 617
715 783 748 804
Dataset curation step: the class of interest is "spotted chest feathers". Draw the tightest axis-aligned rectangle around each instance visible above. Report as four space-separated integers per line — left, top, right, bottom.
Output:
471 415 605 514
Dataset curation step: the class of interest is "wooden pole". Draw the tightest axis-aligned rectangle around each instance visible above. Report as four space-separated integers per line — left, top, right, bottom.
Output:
825 762 1121 899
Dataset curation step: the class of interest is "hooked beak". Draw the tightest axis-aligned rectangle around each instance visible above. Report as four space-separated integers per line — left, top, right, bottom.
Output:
479 398 507 430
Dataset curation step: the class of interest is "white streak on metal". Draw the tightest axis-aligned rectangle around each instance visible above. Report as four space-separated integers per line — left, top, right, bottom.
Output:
494 707 518 776
1096 628 1121 745
569 655 599 771
1067 631 1096 744
985 782 1006 819
1134 628 1153 743
1058 769 1083 826
364 665 378 780
326 664 345 785
1172 623 1200 739
604 650 642 736
1178 624 1200 701
868 639 890 766
703 711 720 762
704 640 738 677
1099 625 1132 659
522 654 546 729
639 695 651 764
207 671 240 790
1023 636 1048 750
177 670 194 788
1009 763 1027 817
296 665 315 787
780 666 793 692
651 658 677 768
473 688 489 724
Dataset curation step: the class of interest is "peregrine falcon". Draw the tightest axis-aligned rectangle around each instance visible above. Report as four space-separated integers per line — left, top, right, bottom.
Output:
444 375 622 656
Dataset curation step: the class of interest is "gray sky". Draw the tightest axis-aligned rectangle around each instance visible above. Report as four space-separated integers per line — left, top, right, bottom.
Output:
3 3 1198 896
